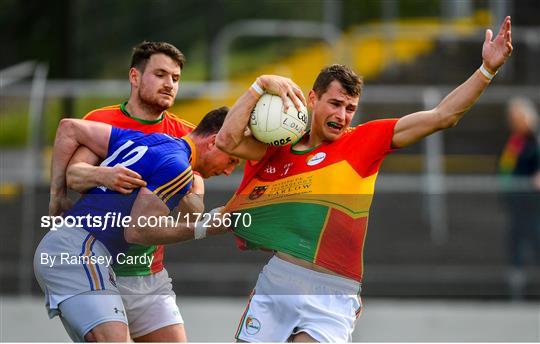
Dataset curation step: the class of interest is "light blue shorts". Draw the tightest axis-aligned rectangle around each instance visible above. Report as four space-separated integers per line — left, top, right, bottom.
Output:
34 226 127 340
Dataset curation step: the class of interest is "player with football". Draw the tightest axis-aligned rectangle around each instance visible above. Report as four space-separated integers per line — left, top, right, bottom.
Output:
35 107 237 342
216 16 513 342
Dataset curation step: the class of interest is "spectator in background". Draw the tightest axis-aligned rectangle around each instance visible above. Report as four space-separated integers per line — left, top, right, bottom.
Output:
498 97 540 299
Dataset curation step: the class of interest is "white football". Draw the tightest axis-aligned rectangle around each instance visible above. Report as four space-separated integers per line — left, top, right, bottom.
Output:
249 93 309 146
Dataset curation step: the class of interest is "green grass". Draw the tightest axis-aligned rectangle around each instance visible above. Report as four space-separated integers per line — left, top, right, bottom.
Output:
1 97 125 147
0 108 29 146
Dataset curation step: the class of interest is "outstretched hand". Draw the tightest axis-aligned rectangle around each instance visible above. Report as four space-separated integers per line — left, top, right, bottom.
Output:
482 16 513 73
257 75 307 112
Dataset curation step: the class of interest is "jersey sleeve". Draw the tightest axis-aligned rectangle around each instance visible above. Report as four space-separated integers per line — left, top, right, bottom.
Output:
145 156 193 210
82 111 100 121
236 145 279 194
83 108 111 123
107 127 146 157
350 119 399 176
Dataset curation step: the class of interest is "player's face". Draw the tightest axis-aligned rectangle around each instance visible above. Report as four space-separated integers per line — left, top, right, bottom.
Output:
200 144 240 178
308 80 359 142
136 53 180 111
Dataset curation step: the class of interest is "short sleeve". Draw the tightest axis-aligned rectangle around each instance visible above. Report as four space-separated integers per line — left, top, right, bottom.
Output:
108 127 123 150
146 156 193 210
236 145 279 194
107 127 146 156
244 145 279 174
350 119 399 176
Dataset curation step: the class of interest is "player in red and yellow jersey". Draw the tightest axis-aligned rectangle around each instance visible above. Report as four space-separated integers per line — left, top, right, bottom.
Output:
227 118 397 282
217 17 513 342
49 42 202 342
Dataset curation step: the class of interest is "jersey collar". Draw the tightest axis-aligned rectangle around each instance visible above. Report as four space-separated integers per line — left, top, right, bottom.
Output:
290 131 320 155
182 136 197 169
121 101 164 124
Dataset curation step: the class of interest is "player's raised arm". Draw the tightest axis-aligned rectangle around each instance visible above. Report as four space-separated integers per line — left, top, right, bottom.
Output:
216 75 306 161
391 16 513 148
49 119 112 215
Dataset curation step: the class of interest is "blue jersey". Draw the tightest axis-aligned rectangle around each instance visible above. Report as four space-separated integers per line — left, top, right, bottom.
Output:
65 127 194 258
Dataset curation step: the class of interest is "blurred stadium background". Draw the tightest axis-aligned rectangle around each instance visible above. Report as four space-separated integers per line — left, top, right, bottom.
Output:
1 0 539 341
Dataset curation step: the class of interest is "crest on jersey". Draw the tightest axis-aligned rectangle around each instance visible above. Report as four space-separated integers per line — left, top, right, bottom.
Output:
245 315 261 335
248 186 268 200
306 152 326 166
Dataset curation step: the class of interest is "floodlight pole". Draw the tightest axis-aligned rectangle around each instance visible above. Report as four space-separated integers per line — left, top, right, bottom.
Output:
422 89 448 245
18 62 49 295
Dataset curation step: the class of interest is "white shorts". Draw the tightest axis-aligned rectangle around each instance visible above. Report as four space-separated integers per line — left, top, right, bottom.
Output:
117 269 183 338
33 226 127 339
235 256 362 342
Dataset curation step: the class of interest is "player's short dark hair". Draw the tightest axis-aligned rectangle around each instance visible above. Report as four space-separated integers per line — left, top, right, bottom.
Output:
312 64 363 98
192 107 229 137
130 41 185 72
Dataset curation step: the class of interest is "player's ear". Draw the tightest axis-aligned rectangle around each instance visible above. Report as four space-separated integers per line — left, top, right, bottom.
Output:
308 90 317 109
128 67 140 87
208 134 218 149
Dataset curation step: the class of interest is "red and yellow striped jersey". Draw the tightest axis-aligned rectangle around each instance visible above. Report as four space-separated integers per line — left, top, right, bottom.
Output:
227 119 398 281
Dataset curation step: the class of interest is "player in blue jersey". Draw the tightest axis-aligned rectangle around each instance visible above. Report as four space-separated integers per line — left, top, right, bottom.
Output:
34 107 238 342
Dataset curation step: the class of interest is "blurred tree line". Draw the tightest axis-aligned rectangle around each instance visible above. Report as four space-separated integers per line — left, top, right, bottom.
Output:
1 0 441 79
1 0 538 80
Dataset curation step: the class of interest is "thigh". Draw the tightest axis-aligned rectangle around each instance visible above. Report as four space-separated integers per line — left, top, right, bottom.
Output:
85 321 129 342
59 291 128 342
133 323 186 342
291 331 318 342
